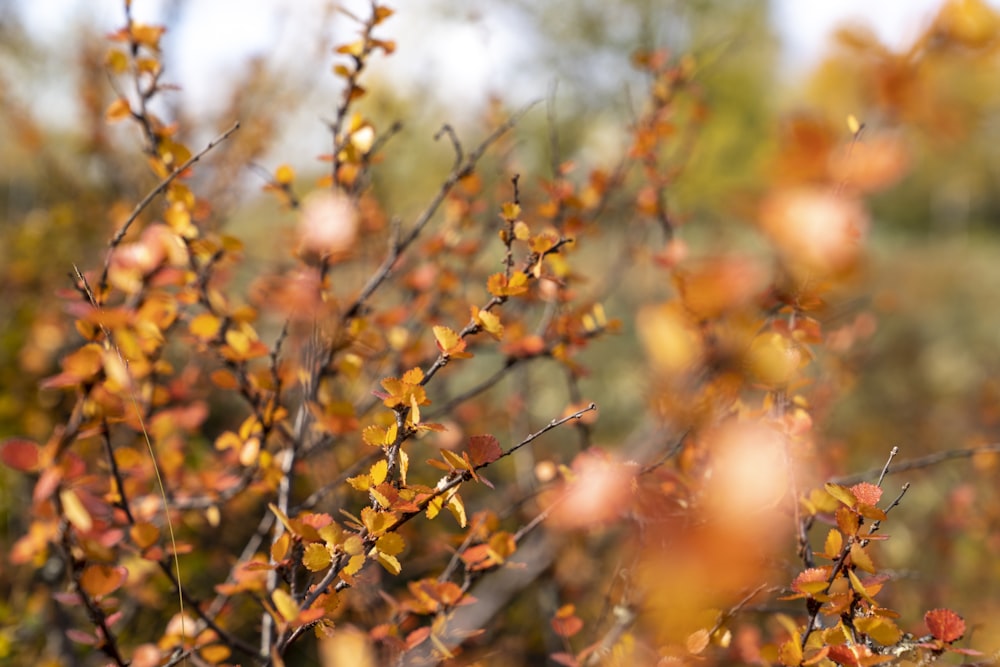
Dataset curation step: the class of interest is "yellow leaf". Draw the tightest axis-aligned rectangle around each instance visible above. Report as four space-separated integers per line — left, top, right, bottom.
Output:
60 488 93 532
473 307 504 340
432 325 470 358
850 542 875 574
501 201 521 220
343 554 365 575
376 532 405 556
302 543 332 572
318 524 341 545
272 589 299 623
225 329 251 356
410 393 421 425
198 644 232 664
824 529 842 558
398 449 409 486
824 483 857 508
377 551 401 575
846 114 861 135
361 507 395 536
369 460 388 486
105 49 128 74
440 449 467 471
105 97 132 123
336 40 364 57
855 616 902 645
275 164 295 185
268 503 296 536
347 473 372 491
343 535 364 555
447 493 467 527
272 532 291 562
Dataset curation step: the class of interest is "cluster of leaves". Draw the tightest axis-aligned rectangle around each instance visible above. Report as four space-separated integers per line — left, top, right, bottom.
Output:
1 1 996 666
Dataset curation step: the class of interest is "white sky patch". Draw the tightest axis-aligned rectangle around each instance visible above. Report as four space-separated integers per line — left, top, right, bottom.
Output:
773 0 949 76
11 0 1000 126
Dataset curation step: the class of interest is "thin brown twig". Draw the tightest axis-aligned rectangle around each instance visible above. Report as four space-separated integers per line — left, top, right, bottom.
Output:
98 121 241 296
829 444 1000 486
342 103 539 322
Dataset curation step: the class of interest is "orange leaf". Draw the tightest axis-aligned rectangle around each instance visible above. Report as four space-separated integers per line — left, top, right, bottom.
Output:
80 564 127 598
849 482 882 506
272 589 300 624
130 522 160 550
105 97 132 122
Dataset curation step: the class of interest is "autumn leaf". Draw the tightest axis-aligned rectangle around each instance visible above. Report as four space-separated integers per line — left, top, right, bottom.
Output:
487 271 530 297
361 507 396 536
303 543 333 572
500 201 521 220
433 325 472 359
468 435 502 467
850 482 882 506
925 608 966 643
60 488 93 533
551 605 583 638
0 438 41 473
105 97 132 123
791 567 830 596
472 306 504 340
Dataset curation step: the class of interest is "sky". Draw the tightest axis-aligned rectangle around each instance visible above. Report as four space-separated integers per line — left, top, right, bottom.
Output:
8 0 997 171
12 0 976 114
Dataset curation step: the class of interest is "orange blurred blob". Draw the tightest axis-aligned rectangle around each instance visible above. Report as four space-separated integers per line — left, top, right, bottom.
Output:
934 0 1000 48
759 187 868 276
250 268 333 322
829 135 910 193
675 254 770 319
702 420 792 521
549 449 634 529
745 332 802 388
636 302 704 380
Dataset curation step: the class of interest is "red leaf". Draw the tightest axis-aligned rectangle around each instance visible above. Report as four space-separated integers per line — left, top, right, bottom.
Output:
468 434 502 467
1 438 41 472
849 482 882 507
925 608 966 643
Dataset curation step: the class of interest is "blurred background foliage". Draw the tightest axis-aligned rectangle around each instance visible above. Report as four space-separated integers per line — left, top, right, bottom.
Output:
3 0 1000 661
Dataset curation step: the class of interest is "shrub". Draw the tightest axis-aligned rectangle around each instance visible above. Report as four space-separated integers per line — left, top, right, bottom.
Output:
2 2 996 666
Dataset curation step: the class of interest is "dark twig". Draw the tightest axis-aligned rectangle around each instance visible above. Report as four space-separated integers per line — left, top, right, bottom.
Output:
829 444 1000 486
98 121 241 296
342 103 539 322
